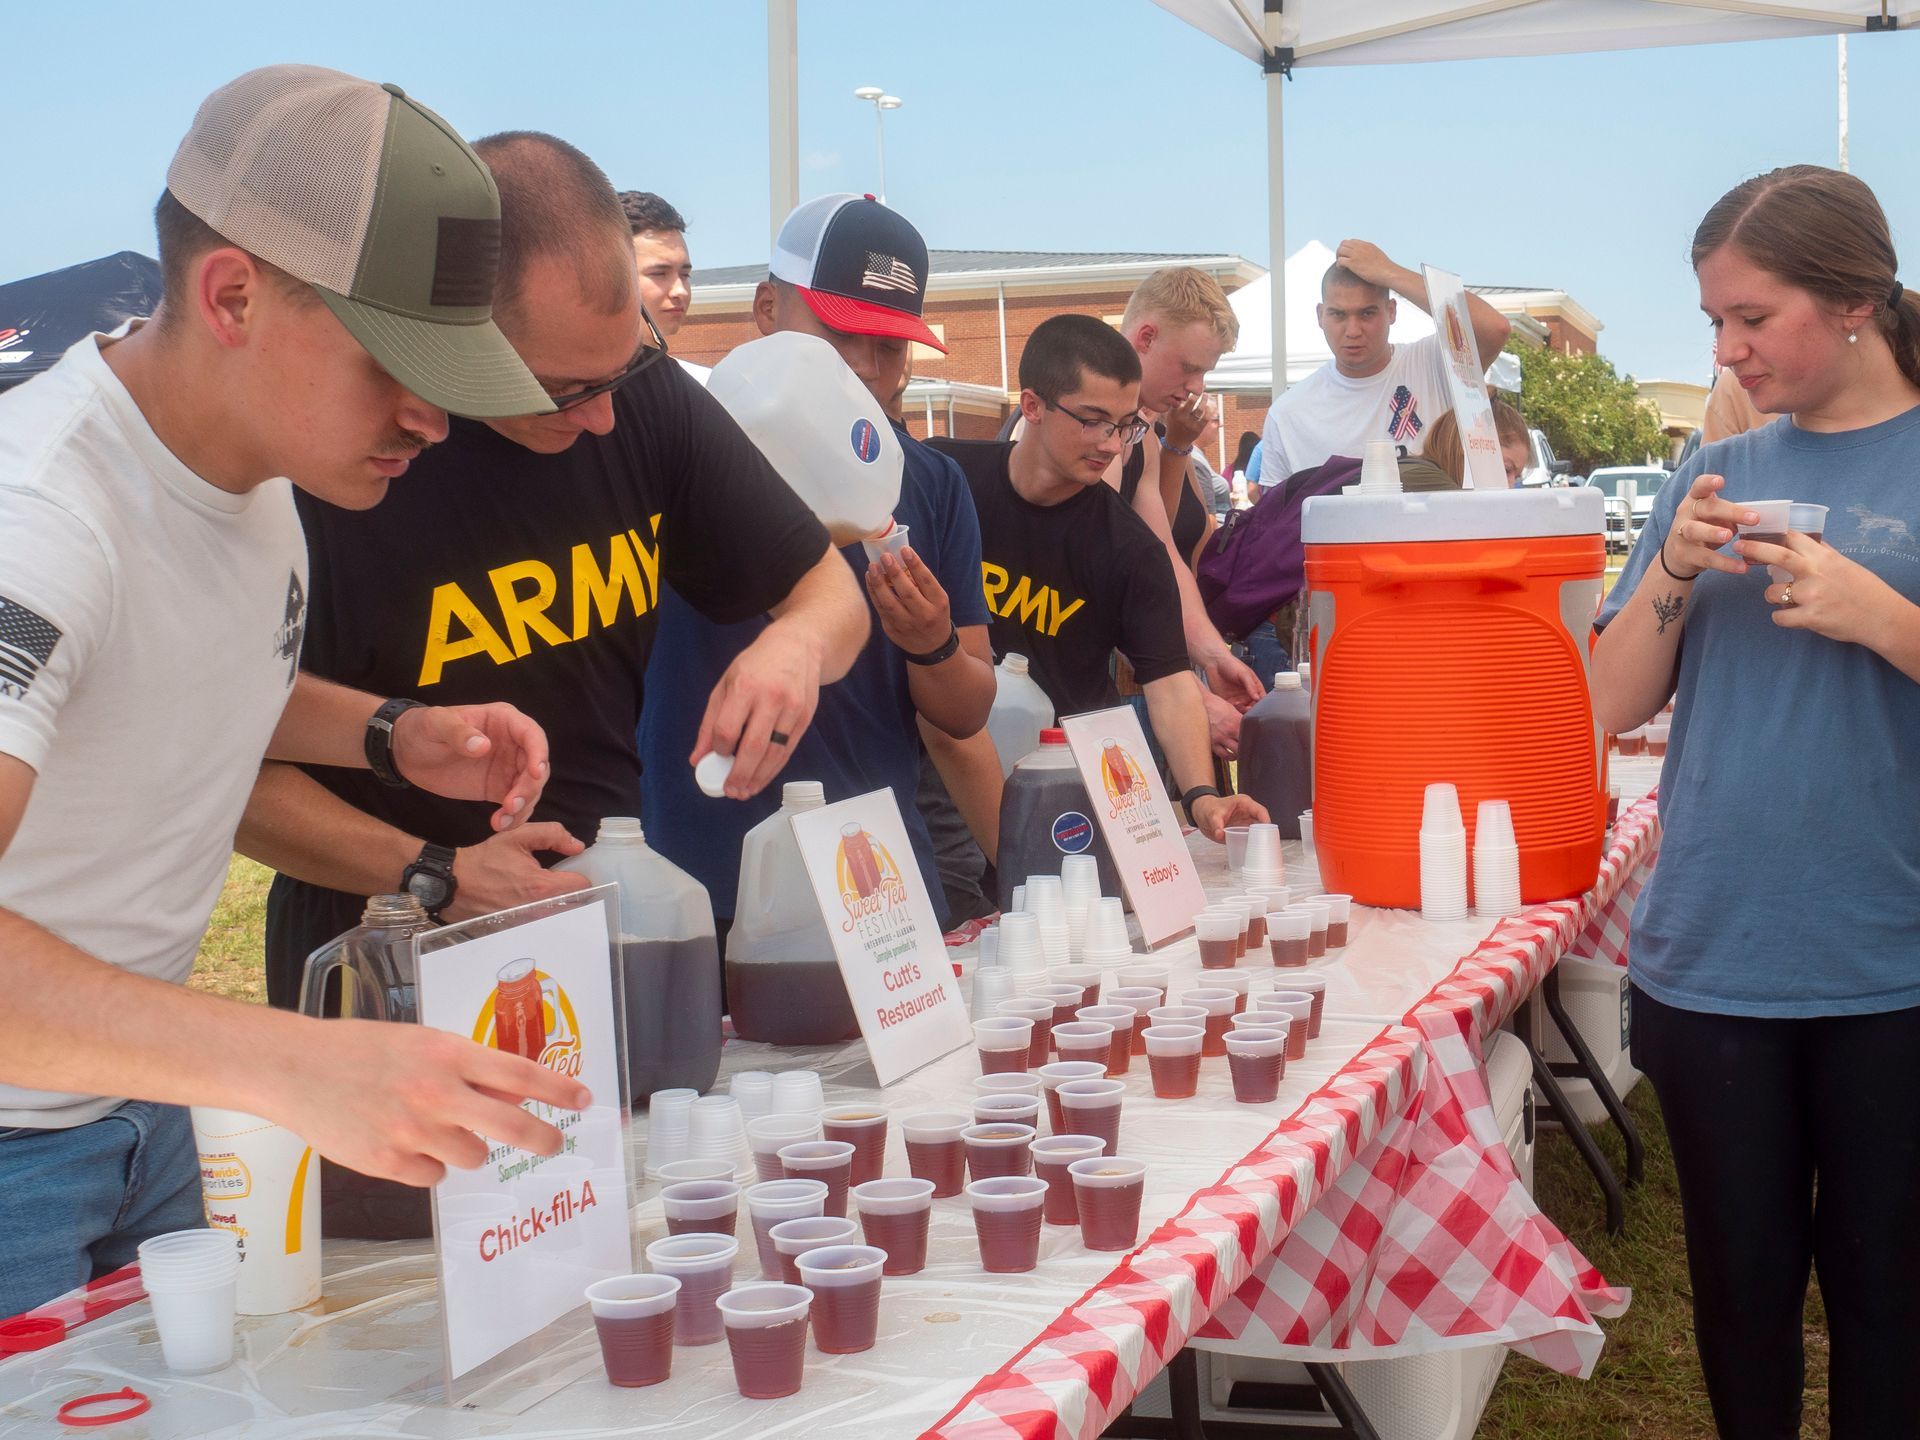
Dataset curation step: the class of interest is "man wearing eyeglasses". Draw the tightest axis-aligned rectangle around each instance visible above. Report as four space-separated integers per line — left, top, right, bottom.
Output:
240 133 869 1026
929 315 1268 844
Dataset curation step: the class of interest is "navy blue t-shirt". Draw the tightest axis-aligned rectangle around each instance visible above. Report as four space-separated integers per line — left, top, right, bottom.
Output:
639 425 990 923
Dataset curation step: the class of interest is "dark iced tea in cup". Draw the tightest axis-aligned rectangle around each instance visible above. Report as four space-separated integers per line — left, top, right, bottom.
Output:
1069 1157 1147 1252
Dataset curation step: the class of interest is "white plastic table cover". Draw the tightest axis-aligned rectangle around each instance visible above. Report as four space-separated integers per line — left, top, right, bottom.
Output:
0 765 1663 1439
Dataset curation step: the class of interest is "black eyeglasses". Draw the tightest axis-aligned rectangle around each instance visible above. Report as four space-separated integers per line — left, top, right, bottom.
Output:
542 307 670 412
1043 399 1150 445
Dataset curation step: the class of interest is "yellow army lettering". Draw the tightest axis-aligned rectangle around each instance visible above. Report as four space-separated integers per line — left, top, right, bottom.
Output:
417 518 664 685
979 562 1085 638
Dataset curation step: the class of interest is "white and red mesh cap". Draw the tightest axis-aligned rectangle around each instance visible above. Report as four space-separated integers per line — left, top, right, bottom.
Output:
769 194 945 352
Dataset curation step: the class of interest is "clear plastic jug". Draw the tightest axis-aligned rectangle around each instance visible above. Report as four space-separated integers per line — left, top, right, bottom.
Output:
726 781 861 1046
297 892 435 1026
706 331 904 546
1237 672 1313 839
987 653 1054 778
995 729 1121 910
554 817 722 1099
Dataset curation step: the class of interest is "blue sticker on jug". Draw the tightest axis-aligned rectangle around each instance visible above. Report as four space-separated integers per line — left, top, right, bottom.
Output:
1051 812 1094 853
850 417 882 463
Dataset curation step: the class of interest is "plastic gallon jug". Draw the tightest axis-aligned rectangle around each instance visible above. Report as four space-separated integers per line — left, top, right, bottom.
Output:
995 729 1120 911
987 653 1055 778
554 817 722 1098
706 330 903 546
1299 487 1606 908
299 894 439 1239
727 781 861 1046
1237 672 1312 839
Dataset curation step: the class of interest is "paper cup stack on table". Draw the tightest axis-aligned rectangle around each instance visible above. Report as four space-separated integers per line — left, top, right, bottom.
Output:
996 911 1049 998
585 1274 680 1387
771 1069 825 1115
1023 875 1070 969
189 1106 322 1316
1061 854 1102 962
689 1094 752 1179
1473 800 1523 919
1419 782 1470 921
1240 822 1285 888
1224 824 1251 879
1081 895 1135 968
136 1230 242 1375
730 1071 775 1120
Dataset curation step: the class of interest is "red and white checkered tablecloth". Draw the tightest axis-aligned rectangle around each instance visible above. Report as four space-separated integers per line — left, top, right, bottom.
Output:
921 1026 1424 1440
1186 801 1662 1382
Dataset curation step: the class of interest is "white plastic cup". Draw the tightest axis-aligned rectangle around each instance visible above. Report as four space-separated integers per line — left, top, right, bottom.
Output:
663 1180 742 1234
715 1282 814 1399
730 1072 776 1120
747 1113 822 1183
690 1094 748 1164
972 965 1015 1015
646 1232 739 1346
1299 811 1314 854
974 1073 1043 1099
1259 991 1314 1060
189 1107 321 1316
1148 1004 1208 1028
976 925 1003 972
137 1229 240 1375
1118 963 1172 993
1474 800 1516 851
1360 439 1402 491
646 1088 698 1174
1023 875 1066 925
768 1215 860 1279
1084 896 1130 954
972 1092 1043 1128
656 1158 737 1184
1422 784 1464 833
1061 854 1101 904
862 521 911 564
997 911 1046 975
1224 825 1251 875
1774 502 1831 581
1242 823 1283 877
771 1070 825 1116
1734 498 1794 555
744 1178 829 1278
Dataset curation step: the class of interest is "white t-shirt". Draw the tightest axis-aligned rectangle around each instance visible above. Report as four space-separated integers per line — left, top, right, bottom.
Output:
0 333 307 1128
1261 333 1453 481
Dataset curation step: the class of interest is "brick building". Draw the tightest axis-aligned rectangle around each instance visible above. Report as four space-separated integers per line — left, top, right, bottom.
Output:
676 251 1601 466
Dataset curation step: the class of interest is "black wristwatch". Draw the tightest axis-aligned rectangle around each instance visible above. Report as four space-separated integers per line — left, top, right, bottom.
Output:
904 626 960 667
402 842 458 914
1180 785 1222 813
365 697 424 788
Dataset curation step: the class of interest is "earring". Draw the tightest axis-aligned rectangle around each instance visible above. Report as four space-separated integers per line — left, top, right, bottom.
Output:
1849 330 1859 344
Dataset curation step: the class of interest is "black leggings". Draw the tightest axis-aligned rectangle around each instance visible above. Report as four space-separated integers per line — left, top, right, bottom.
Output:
1631 985 1920 1440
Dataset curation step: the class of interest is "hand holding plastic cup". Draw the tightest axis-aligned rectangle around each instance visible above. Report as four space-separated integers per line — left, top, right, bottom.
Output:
1771 502 1830 581
717 1282 813 1399
586 1274 680 1387
1734 498 1794 563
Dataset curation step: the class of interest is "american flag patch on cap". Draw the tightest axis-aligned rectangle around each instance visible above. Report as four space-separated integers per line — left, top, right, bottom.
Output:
0 593 62 696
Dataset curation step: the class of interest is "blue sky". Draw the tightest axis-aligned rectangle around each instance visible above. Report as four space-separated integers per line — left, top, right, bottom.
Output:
6 2 1916 385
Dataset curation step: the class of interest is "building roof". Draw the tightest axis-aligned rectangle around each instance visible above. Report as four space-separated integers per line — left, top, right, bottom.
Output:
693 248 1247 288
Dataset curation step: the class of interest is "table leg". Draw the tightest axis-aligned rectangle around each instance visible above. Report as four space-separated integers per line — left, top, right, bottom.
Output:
1541 969 1645 1187
1522 1026 1626 1236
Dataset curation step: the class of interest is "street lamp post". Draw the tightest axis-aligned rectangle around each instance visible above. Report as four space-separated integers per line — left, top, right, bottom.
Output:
853 86 902 204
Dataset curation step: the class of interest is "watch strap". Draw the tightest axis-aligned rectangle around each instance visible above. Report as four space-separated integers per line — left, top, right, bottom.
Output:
904 626 960 668
366 698 424 788
402 841 458 913
1180 785 1222 812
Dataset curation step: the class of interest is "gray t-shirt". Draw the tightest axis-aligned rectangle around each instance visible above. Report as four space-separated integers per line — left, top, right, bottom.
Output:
1597 406 1920 1018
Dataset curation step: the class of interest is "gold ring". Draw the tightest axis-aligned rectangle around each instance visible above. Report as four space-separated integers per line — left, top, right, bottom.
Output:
1781 583 1794 607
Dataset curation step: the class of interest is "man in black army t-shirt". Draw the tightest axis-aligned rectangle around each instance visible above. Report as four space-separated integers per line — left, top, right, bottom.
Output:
931 315 1265 842
238 132 871 1007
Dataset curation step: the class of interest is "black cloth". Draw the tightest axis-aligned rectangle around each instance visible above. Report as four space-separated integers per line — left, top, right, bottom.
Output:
929 438 1187 719
1630 984 1920 1439
1119 431 1208 565
264 358 829 1006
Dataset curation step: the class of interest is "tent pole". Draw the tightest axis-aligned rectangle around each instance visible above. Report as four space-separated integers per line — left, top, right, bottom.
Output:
767 0 799 246
1264 11 1287 397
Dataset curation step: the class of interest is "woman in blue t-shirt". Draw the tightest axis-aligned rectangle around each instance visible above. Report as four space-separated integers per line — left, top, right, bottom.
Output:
1594 166 1920 1438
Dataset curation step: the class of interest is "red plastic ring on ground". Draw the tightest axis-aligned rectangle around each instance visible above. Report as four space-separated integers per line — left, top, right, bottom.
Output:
0 1314 67 1352
57 1388 151 1428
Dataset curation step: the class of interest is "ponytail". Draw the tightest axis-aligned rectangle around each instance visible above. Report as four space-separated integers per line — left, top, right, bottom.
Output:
1881 285 1920 390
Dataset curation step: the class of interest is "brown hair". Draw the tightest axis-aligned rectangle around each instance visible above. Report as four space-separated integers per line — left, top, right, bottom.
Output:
1121 266 1239 350
1692 164 1920 388
1321 264 1389 303
474 132 634 330
1422 397 1526 484
152 189 314 331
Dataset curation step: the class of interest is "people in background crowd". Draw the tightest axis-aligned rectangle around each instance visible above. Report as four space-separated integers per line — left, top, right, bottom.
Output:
616 190 693 338
1418 397 1531 489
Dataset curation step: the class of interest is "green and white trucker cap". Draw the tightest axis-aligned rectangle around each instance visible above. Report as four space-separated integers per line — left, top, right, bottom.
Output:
165 64 554 418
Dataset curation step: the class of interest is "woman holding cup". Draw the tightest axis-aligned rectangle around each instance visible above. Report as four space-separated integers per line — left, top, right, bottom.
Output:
1593 165 1920 1437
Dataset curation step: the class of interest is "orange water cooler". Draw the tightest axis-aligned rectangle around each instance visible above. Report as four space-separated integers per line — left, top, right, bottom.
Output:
1299 488 1608 910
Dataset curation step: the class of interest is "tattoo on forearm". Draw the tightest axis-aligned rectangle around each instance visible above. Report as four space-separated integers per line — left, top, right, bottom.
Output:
1652 592 1685 636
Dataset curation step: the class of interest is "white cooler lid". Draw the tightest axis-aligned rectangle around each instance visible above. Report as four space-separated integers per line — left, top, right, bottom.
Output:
1302 486 1604 544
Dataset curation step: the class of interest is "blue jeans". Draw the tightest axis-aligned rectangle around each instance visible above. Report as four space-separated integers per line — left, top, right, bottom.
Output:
0 1101 206 1317
1239 621 1291 689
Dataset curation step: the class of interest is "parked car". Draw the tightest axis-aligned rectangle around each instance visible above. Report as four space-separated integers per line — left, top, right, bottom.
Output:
1517 428 1574 488
1587 465 1670 552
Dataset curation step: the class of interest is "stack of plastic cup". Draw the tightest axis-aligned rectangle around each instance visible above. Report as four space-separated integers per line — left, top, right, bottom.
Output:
771 1070 825 1116
1081 896 1133 968
747 1114 821 1184
1024 876 1070 969
1298 809 1315 857
971 964 1015 1016
1224 825 1251 878
646 1089 698 1176
1241 823 1284 887
1419 784 1469 922
137 1230 241 1375
975 925 1002 971
1358 439 1402 493
997 912 1049 998
1472 800 1523 919
730 1072 775 1121
716 1282 813 1400
689 1095 751 1177
645 1232 738 1347
1061 855 1101 962
1009 884 1027 913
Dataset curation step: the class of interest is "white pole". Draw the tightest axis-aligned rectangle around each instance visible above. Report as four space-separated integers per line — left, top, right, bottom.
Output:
875 107 888 203
767 0 798 245
997 282 1009 396
1837 34 1850 173
1264 29 1287 401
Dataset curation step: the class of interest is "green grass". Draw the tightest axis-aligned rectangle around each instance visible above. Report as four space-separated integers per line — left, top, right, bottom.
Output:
192 856 1832 1436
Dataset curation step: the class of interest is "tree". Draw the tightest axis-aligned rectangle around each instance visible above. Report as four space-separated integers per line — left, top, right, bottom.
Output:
1506 340 1669 475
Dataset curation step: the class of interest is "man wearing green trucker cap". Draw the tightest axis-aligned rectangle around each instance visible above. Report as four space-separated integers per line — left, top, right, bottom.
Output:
0 66 588 1318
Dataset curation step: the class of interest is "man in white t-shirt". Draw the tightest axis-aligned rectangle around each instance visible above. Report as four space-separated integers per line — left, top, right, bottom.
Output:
0 66 591 1317
1261 239 1512 482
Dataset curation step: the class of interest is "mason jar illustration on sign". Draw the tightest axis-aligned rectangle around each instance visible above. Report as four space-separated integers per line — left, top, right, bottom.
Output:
479 958 585 1079
1098 737 1164 842
836 823 910 935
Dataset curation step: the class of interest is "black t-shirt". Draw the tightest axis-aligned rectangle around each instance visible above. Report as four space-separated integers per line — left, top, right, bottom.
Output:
1120 429 1208 565
931 438 1187 717
265 358 828 1002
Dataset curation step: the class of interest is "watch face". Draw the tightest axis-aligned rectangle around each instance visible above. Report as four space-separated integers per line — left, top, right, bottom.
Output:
406 868 452 910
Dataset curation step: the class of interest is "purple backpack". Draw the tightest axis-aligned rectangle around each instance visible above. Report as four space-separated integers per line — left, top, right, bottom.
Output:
1195 454 1361 639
